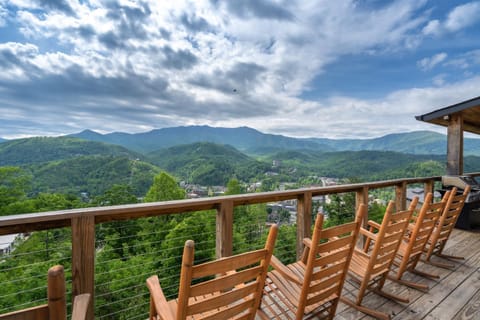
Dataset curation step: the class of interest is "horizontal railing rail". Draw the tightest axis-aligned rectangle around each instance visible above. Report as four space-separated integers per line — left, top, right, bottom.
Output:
2 174 465 319
0 176 446 234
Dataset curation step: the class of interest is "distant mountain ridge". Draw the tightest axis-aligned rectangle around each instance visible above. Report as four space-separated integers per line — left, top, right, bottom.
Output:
309 131 450 154
0 136 142 166
68 126 480 156
69 126 331 154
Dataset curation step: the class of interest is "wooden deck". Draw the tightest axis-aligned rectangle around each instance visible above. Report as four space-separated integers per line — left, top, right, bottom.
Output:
335 228 480 320
257 228 480 320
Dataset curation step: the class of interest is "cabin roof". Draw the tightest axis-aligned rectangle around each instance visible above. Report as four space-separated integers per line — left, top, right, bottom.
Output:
416 95 480 135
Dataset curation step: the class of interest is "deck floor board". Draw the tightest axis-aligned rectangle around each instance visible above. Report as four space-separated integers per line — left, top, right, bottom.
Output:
257 228 480 320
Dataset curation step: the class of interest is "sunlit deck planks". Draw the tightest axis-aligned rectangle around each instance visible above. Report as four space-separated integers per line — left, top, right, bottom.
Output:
336 228 480 320
257 228 480 319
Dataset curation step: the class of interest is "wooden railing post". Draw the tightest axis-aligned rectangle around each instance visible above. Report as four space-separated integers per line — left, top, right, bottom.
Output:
216 200 233 258
356 187 369 247
48 265 66 320
355 187 369 226
395 182 407 211
72 216 95 320
424 179 434 202
297 192 312 260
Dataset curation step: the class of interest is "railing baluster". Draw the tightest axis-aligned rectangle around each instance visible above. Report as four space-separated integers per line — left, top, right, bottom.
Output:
216 200 233 258
296 192 312 260
71 216 95 320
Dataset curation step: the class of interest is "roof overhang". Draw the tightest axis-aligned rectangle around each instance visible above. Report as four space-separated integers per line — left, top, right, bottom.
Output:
416 96 480 135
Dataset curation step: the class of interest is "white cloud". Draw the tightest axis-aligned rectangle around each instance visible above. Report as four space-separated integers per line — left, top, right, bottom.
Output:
417 52 448 70
2 0 434 101
258 76 480 139
422 19 441 36
445 1 480 32
423 1 480 36
0 4 7 27
445 49 480 69
432 74 447 86
0 0 477 139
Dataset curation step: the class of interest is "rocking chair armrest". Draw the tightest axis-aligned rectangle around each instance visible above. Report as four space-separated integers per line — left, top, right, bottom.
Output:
71 293 90 320
359 227 378 241
303 238 312 248
270 255 303 285
367 220 381 231
146 275 175 320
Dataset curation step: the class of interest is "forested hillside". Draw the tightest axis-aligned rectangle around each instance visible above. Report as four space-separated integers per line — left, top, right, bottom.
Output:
265 149 449 180
4 136 480 198
28 156 159 197
0 137 141 166
311 130 480 155
148 142 270 185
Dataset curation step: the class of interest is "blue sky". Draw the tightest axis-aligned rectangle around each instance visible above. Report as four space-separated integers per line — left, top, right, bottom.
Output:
0 0 479 139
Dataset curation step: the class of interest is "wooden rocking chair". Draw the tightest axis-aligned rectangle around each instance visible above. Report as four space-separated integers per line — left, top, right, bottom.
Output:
146 224 278 320
0 265 90 320
340 197 418 320
387 192 448 291
422 186 470 269
258 204 366 320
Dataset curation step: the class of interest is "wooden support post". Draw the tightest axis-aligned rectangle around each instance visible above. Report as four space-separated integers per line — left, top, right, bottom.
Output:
447 113 463 175
216 200 233 259
356 187 369 247
424 180 434 202
48 265 66 320
395 182 407 211
72 216 95 320
356 187 369 227
297 192 312 260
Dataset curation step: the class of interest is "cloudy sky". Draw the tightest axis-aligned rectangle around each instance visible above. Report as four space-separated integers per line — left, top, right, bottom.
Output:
1 0 479 139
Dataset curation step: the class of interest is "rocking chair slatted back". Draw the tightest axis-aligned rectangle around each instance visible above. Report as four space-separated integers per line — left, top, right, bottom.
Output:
147 224 278 320
259 204 366 320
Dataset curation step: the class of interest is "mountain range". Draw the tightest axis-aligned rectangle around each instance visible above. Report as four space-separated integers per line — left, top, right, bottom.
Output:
63 126 478 155
2 125 480 157
3 129 480 196
66 126 330 154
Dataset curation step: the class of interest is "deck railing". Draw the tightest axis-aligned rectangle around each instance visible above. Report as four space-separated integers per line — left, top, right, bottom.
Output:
2 174 469 319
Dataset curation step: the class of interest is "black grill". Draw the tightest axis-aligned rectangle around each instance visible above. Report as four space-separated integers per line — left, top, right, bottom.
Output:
441 175 480 230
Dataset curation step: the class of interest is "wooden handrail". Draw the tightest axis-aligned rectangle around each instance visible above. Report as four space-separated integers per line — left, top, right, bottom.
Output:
0 174 447 320
0 176 442 235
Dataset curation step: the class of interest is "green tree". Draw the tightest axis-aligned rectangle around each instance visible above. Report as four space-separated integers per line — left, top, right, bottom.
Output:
144 172 185 202
324 192 356 227
0 166 31 212
368 202 387 224
271 224 297 265
225 177 244 195
92 184 138 206
158 211 216 297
